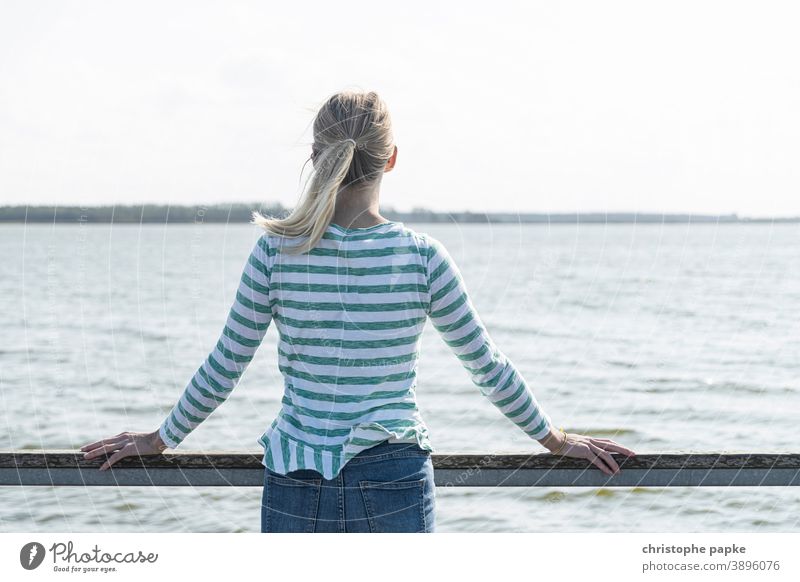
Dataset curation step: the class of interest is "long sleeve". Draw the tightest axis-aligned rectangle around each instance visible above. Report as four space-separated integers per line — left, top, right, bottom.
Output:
158 233 273 448
423 235 554 441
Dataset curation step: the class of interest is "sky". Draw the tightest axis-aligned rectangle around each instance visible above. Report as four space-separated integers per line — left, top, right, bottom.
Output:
1 1 799 217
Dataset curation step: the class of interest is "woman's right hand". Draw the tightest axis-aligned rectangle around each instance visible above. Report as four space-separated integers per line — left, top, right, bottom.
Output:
540 429 636 476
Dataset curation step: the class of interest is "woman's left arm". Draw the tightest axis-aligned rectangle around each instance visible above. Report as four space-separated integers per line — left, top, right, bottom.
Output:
81 233 273 470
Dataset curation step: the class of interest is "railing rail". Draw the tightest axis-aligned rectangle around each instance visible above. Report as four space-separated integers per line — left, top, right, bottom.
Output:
2 451 800 487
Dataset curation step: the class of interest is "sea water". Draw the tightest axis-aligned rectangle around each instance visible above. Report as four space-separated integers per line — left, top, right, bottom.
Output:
1 222 798 532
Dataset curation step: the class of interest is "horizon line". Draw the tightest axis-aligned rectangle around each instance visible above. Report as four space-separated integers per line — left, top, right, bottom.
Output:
1 202 799 220
1 203 799 223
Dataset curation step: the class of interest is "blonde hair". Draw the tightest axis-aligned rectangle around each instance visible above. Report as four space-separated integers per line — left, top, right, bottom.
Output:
252 90 395 255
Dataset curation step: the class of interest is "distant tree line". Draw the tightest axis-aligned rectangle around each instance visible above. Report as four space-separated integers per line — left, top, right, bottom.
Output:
0 203 288 224
0 203 796 224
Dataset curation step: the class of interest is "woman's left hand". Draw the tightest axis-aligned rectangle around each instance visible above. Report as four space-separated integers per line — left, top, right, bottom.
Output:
80 431 169 471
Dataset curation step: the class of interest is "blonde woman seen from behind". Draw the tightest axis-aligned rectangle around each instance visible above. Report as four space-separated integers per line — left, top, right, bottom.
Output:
81 89 636 533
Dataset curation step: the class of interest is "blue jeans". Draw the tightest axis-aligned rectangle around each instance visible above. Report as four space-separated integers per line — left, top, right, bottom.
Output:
261 440 436 533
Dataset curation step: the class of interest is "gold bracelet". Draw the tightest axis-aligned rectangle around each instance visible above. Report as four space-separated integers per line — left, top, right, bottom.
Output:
552 428 568 455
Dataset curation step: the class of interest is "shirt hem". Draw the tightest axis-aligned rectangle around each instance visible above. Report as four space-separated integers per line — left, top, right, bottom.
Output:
257 420 433 480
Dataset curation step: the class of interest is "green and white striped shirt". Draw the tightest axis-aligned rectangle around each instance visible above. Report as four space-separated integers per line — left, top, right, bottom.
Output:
158 220 554 479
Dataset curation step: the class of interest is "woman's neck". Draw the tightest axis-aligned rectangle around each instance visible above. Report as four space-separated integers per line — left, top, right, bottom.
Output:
332 181 388 229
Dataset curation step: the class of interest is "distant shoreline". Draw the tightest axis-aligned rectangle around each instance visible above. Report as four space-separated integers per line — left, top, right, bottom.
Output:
1 204 798 224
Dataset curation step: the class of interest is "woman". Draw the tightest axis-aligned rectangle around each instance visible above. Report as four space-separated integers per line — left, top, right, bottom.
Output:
81 90 636 533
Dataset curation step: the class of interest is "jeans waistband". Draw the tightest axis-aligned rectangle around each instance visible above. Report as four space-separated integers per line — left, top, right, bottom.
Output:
345 439 430 466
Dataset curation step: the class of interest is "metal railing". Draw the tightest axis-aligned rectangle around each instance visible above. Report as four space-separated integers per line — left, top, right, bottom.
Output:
2 451 799 487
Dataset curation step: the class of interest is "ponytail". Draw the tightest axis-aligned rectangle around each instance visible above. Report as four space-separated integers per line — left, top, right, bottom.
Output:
252 138 356 255
252 90 394 255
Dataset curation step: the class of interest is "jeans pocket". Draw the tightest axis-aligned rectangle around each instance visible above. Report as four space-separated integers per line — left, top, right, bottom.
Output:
262 471 322 533
359 478 426 533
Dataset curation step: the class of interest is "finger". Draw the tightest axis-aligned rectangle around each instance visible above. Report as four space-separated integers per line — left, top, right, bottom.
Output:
586 444 615 475
593 438 636 456
589 442 620 474
587 451 613 476
589 443 620 475
84 439 128 460
99 445 134 471
84 441 125 459
81 434 126 453
578 444 612 476
80 433 127 451
591 439 637 457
